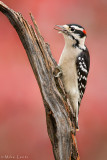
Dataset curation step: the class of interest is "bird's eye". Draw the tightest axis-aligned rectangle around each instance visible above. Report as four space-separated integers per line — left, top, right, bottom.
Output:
71 27 75 32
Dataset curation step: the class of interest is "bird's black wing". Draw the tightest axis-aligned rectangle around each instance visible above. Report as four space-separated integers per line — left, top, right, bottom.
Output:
76 48 90 105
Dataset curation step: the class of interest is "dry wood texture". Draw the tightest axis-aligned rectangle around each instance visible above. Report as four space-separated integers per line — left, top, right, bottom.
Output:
0 1 80 160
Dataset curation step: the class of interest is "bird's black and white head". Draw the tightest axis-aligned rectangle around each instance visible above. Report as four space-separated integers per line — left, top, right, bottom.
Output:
54 24 87 50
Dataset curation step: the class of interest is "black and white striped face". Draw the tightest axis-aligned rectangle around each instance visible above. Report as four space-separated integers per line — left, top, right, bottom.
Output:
54 24 87 47
67 24 86 38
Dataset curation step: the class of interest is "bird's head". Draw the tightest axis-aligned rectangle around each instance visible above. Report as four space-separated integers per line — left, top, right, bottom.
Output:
54 24 87 49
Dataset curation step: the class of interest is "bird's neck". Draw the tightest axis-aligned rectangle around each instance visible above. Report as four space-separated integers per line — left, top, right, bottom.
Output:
59 40 80 65
78 37 86 50
64 35 86 50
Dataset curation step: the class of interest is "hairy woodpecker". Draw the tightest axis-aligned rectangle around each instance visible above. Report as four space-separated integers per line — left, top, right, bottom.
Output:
54 24 90 129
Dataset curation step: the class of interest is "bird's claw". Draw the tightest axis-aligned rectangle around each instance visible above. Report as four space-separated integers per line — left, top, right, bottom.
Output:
53 66 63 78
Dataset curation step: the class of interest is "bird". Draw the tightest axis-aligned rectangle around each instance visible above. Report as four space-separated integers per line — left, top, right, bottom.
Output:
54 24 90 129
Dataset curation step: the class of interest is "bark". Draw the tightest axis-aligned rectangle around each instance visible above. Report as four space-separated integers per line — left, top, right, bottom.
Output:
0 1 80 160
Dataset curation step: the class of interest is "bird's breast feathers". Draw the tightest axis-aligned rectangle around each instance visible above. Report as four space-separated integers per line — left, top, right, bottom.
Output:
58 46 81 97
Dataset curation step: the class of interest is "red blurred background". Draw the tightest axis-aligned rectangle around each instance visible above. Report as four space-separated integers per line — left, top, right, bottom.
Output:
0 0 107 160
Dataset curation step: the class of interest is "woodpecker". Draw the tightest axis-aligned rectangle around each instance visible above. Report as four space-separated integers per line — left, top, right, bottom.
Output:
54 24 90 129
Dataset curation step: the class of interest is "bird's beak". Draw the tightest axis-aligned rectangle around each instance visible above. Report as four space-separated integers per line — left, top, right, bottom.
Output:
54 25 67 33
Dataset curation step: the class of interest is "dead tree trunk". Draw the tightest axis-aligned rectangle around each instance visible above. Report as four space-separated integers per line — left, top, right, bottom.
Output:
0 1 80 160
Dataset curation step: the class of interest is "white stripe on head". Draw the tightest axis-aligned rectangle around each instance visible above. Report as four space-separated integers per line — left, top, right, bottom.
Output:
71 25 84 31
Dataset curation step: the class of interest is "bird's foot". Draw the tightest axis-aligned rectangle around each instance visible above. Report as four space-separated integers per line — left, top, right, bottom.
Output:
53 66 63 78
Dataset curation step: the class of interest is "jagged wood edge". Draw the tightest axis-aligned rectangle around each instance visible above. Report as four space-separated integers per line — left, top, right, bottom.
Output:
0 1 80 160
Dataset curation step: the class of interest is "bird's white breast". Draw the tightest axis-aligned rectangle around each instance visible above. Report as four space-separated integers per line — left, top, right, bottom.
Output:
59 43 81 100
